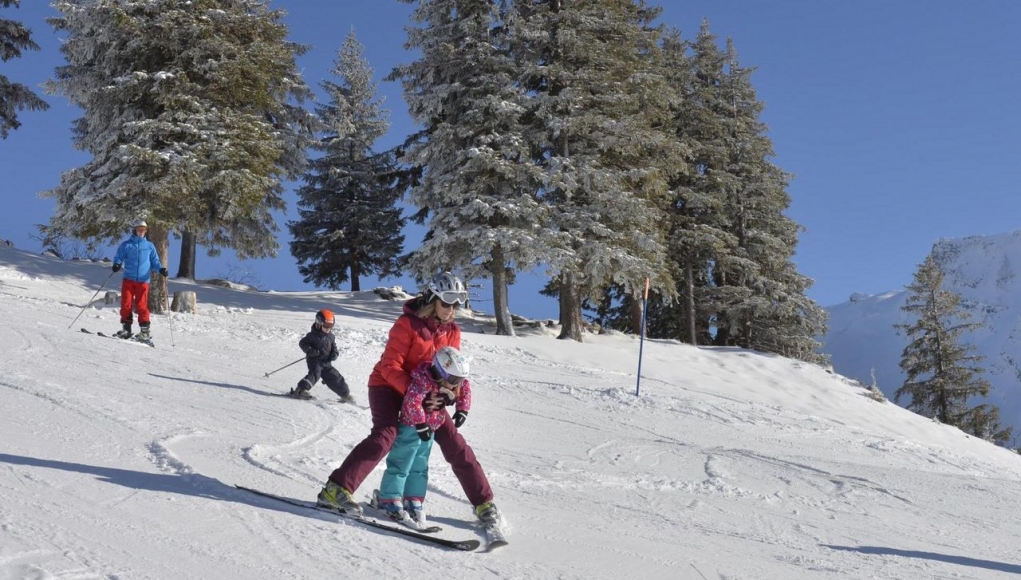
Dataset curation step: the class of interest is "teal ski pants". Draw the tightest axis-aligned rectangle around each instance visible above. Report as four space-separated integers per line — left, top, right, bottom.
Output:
379 424 434 502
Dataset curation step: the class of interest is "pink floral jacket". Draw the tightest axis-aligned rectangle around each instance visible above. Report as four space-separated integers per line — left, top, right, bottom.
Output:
400 361 472 430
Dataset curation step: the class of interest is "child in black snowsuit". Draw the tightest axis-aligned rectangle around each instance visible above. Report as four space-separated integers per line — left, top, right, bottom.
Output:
291 309 352 401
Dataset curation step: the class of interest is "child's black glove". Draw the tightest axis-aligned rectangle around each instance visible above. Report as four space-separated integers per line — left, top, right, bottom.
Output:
305 349 320 358
329 350 339 361
415 423 431 441
453 410 468 428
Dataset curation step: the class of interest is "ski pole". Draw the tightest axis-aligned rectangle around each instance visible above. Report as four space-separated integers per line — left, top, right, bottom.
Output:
68 270 117 329
264 357 305 378
164 285 175 347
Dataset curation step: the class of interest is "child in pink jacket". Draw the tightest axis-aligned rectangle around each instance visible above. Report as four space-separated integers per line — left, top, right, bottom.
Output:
374 346 471 528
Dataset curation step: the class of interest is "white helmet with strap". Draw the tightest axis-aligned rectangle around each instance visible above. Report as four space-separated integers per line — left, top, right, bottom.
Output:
433 346 469 384
426 272 467 305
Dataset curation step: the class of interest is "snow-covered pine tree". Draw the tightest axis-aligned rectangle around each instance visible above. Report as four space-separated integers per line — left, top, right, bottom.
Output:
895 254 1011 444
0 0 49 138
645 25 726 345
289 31 404 292
513 0 678 342
652 21 824 360
43 0 312 309
710 38 827 360
392 0 550 336
659 20 745 348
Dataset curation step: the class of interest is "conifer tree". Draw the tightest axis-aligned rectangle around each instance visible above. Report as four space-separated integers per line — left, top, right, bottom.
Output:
895 254 1011 444
711 38 826 358
43 0 312 308
392 0 551 336
655 22 825 360
0 0 49 138
656 24 731 345
290 31 404 291
513 0 678 342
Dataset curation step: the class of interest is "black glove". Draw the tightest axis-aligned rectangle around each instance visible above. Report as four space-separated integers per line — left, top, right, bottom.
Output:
415 423 432 442
112 263 121 273
305 349 320 358
453 410 468 428
423 391 446 412
329 349 339 362
159 267 168 277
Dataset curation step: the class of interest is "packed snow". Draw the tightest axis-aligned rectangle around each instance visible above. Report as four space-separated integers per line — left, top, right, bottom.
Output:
1 245 1020 580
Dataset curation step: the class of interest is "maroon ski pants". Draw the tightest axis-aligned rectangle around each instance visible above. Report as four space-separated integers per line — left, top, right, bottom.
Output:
328 386 494 507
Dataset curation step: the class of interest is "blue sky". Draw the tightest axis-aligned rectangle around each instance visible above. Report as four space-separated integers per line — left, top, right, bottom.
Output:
4 1 1021 321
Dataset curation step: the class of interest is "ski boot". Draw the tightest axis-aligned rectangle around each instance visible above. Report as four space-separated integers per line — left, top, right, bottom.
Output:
317 480 362 516
290 379 313 399
113 323 133 339
474 501 501 525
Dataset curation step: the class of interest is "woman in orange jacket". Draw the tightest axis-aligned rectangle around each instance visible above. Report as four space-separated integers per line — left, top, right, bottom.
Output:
316 272 499 524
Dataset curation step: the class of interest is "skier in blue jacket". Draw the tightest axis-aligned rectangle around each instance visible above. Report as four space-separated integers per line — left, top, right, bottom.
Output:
112 219 167 341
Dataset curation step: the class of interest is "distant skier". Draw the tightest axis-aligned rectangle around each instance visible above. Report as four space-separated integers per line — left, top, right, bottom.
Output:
374 346 472 528
291 309 352 402
111 219 167 342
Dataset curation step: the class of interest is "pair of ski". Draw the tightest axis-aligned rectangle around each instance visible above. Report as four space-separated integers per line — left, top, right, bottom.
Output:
80 327 154 347
235 485 507 552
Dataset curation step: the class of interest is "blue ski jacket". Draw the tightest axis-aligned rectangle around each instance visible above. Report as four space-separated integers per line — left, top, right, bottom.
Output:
113 234 163 283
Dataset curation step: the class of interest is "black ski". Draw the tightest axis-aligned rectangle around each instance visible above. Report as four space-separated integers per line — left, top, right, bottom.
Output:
276 390 315 401
80 328 155 347
234 485 481 552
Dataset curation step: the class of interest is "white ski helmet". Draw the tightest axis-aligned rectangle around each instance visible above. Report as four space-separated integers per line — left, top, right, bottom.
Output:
131 219 148 229
432 346 469 384
426 272 467 305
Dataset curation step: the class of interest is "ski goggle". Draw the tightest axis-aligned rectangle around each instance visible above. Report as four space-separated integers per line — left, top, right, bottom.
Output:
435 290 467 306
435 364 465 387
321 322 334 330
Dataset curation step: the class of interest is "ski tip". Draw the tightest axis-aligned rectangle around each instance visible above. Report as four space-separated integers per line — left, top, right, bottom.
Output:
482 540 509 553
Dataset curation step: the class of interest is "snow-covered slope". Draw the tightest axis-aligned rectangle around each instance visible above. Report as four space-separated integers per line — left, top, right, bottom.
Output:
824 231 1021 437
2 245 1020 580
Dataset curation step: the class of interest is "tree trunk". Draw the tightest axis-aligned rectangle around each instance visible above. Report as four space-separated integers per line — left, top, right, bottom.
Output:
490 244 515 337
557 271 584 342
682 262 697 345
629 293 643 336
147 225 170 315
177 230 196 280
171 291 198 314
350 262 361 292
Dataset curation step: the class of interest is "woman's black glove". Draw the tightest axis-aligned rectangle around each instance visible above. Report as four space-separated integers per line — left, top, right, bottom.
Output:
422 391 446 412
112 264 121 273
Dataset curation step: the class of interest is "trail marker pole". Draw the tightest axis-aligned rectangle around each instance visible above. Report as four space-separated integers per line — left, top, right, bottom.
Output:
636 277 650 396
